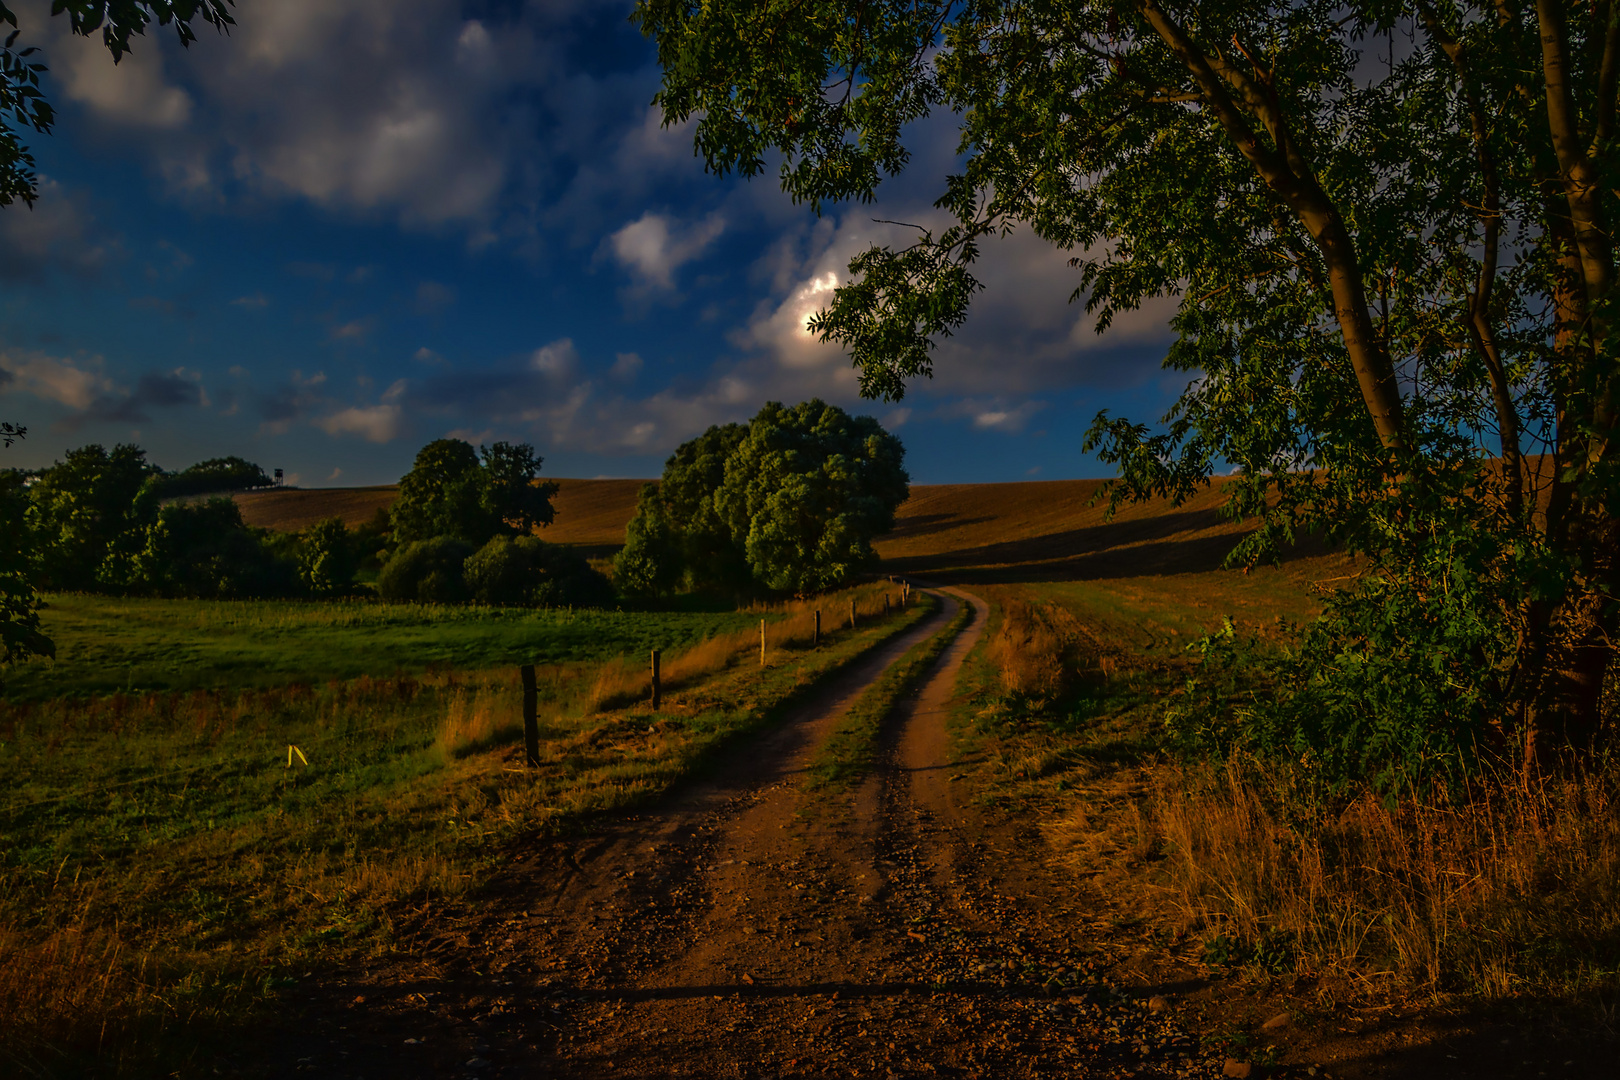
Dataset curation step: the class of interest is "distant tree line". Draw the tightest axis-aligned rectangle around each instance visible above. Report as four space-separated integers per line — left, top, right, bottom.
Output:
615 400 909 597
0 437 608 610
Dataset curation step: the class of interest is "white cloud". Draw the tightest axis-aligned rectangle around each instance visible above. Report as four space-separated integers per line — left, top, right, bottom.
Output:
530 338 579 379
943 398 1048 434
611 352 643 382
735 269 850 372
0 351 117 409
51 26 192 129
317 403 404 443
329 319 371 342
608 211 725 289
0 177 119 281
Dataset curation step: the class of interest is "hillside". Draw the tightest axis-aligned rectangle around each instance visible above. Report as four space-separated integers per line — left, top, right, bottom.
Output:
238 475 1340 588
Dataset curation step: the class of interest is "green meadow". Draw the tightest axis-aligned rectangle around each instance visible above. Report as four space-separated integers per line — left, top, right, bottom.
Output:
4 593 765 701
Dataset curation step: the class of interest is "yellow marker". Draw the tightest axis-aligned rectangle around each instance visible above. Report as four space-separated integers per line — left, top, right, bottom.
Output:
287 745 309 767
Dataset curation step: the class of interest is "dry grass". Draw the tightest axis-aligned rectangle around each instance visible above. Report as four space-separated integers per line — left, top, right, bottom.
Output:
1139 755 1620 997
583 584 908 712
986 598 1086 700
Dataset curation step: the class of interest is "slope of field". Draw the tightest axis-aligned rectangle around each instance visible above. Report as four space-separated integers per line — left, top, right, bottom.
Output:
239 476 1250 570
233 479 645 552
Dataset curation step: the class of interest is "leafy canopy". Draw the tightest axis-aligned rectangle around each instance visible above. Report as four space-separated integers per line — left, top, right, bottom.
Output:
617 400 908 595
390 439 559 548
638 0 1620 768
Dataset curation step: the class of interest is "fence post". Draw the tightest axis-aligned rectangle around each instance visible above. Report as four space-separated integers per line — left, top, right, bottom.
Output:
849 599 856 629
760 618 766 666
814 609 821 646
521 664 539 767
651 649 661 710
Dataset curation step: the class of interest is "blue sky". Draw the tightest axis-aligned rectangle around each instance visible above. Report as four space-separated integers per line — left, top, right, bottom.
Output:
0 0 1185 486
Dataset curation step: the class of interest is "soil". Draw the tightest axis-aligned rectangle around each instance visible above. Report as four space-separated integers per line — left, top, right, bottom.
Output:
237 589 1613 1080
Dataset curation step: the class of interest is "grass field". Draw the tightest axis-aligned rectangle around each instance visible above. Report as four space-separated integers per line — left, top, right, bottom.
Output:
6 594 766 702
1 582 922 1073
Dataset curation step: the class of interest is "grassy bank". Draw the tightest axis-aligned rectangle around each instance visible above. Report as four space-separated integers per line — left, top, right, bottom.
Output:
1 582 921 1075
948 582 1620 1017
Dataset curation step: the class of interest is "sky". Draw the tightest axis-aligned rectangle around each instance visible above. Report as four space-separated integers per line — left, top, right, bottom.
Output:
0 0 1188 487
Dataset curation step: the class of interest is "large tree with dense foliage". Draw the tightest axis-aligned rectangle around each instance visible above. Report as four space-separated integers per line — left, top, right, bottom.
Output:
637 0 1620 771
390 439 559 547
1 1 233 207
617 400 908 595
28 443 161 591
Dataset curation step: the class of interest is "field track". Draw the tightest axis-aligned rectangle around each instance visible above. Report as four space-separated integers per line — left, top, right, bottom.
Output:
248 589 1239 1079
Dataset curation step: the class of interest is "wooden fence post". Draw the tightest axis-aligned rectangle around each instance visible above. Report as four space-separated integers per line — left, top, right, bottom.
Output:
814 609 821 646
849 599 856 629
651 649 661 710
760 618 766 666
521 663 539 767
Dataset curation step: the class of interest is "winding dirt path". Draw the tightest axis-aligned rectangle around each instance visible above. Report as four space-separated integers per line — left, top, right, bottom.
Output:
256 590 1234 1080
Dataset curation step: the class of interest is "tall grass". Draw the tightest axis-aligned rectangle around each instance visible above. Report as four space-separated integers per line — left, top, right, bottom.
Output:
984 597 1100 702
1144 754 1620 998
584 583 907 712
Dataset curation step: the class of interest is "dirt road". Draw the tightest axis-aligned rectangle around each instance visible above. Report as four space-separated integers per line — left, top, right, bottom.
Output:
253 590 1253 1079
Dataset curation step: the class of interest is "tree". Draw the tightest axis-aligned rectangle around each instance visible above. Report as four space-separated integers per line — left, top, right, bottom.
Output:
390 439 558 547
2 1 233 207
0 424 51 682
297 517 356 596
720 400 910 593
618 401 909 594
377 538 474 604
613 484 686 596
29 443 161 591
465 535 614 608
158 455 271 498
134 497 291 598
637 0 1620 770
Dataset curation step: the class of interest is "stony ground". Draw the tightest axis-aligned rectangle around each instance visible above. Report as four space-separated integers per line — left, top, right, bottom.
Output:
235 590 1609 1080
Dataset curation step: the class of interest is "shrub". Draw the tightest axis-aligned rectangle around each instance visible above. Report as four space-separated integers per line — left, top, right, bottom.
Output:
377 538 473 603
298 518 357 596
134 499 294 599
465 536 613 608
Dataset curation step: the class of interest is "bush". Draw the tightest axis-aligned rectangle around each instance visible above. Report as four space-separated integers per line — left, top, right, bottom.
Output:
465 536 614 608
1167 544 1513 794
612 486 683 597
134 499 294 599
377 538 473 604
298 518 357 596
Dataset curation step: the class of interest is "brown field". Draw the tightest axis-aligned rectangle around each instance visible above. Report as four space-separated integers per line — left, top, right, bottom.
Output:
240 475 1347 637
234 478 646 552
